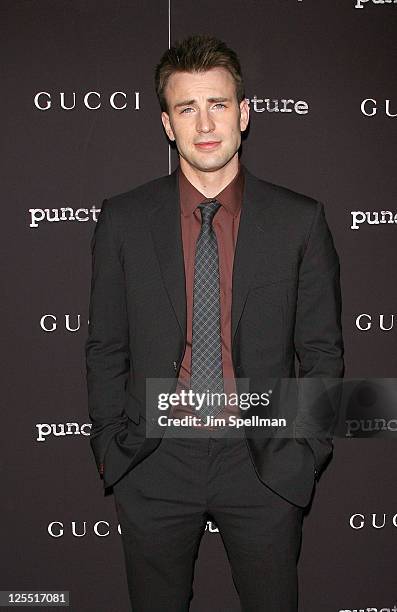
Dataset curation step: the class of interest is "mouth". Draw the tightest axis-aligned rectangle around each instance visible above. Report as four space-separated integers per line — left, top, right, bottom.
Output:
194 141 221 150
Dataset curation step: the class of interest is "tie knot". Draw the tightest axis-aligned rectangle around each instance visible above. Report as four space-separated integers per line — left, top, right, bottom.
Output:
198 200 221 226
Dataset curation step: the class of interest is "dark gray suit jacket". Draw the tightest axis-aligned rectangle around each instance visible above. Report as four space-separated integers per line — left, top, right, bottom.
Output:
85 165 344 508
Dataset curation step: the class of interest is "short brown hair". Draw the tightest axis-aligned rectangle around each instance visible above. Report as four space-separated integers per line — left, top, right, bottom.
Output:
155 34 245 113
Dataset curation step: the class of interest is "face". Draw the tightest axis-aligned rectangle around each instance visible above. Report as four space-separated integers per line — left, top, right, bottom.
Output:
161 67 249 173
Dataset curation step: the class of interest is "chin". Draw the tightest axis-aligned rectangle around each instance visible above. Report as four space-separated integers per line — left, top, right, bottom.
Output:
192 155 233 173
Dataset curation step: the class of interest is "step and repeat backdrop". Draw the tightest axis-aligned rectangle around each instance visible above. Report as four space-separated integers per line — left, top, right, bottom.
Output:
2 1 397 611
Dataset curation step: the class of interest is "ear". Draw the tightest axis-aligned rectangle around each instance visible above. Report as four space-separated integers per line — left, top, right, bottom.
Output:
239 98 250 132
161 111 175 141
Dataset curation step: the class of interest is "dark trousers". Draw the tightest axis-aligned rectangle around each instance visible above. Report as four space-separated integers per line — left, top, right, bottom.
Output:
113 434 304 612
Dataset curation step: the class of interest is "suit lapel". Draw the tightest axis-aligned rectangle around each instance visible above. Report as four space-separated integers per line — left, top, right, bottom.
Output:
147 165 275 348
147 168 187 343
231 167 275 343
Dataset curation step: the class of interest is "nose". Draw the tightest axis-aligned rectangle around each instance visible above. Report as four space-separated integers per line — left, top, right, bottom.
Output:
196 109 215 133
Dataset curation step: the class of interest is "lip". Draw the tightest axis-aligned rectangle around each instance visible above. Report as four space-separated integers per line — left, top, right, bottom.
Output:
194 141 221 150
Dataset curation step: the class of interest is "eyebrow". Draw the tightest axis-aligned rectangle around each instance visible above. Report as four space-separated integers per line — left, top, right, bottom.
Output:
173 97 231 110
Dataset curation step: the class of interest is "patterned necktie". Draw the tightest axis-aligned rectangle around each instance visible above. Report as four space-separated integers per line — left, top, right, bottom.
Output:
190 199 225 418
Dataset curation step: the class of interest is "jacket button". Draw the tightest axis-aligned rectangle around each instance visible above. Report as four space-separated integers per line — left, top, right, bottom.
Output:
173 361 177 371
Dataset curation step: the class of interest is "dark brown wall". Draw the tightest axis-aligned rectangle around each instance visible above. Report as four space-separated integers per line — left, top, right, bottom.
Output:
2 1 397 610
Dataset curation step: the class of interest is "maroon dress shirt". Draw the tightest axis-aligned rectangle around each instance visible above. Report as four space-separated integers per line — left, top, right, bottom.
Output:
169 161 245 429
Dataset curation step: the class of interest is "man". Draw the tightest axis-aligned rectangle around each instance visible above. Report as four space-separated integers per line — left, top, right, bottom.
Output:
85 34 344 611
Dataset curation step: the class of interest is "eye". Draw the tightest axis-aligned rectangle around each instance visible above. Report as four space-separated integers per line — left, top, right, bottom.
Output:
213 103 226 109
180 107 194 114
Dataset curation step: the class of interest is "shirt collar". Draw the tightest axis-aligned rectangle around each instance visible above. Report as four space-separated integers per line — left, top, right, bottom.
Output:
178 160 245 218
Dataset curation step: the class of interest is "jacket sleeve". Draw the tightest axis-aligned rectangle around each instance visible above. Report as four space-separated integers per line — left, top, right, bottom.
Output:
293 201 345 478
85 199 130 478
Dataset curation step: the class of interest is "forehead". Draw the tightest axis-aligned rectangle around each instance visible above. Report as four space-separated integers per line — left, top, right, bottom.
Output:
165 67 235 101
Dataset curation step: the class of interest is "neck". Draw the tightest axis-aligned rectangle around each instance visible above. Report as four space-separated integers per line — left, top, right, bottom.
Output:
179 155 239 198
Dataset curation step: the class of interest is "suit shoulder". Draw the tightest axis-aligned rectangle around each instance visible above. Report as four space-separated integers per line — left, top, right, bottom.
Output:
246 169 319 216
102 172 174 216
